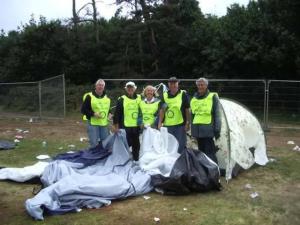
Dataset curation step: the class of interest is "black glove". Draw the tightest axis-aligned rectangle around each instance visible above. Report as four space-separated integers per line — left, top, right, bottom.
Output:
214 131 220 140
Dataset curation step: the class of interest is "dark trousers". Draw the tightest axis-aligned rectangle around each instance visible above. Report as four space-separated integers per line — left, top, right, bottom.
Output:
166 125 187 154
125 127 140 161
197 137 218 164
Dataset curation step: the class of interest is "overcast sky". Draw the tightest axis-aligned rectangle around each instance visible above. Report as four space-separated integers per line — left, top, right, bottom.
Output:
0 0 250 33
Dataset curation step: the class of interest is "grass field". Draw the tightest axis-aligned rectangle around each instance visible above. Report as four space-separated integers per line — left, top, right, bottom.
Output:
0 117 299 225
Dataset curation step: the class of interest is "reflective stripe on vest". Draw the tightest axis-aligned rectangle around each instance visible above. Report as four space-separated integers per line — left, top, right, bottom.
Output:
90 94 111 126
140 100 160 126
190 92 216 124
122 94 141 127
82 92 92 121
163 90 184 126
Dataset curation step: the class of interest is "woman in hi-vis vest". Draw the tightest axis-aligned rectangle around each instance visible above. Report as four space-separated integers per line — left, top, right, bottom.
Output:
140 85 160 129
190 77 221 164
81 79 111 148
113 81 141 161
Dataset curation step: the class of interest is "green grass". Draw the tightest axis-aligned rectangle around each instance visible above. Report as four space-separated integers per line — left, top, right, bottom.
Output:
0 125 300 225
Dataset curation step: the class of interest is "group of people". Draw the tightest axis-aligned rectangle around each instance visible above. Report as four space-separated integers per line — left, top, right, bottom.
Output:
81 77 221 164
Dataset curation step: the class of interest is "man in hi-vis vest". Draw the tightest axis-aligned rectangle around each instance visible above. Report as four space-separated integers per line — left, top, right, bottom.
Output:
113 81 142 161
190 77 221 164
81 79 111 148
158 77 190 153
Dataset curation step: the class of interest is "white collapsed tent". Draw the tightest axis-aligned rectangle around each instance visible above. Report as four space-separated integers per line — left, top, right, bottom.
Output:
216 98 269 180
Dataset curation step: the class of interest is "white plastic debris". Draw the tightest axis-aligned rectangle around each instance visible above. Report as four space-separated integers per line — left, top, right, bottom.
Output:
67 151 75 154
36 155 50 160
80 137 88 142
29 118 33 123
183 208 188 211
16 128 23 133
250 192 259 199
68 144 76 148
23 130 29 133
14 139 20 143
154 217 160 222
15 135 24 139
287 141 295 145
58 147 63 150
244 183 252 189
143 195 151 200
292 145 300 151
76 208 82 212
42 141 47 148
268 158 276 162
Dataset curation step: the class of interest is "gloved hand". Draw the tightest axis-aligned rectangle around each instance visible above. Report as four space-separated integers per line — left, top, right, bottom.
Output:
214 131 220 140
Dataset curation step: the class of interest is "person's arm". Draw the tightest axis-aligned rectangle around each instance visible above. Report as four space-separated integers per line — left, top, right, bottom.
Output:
213 94 221 139
112 98 123 132
157 98 166 129
81 95 94 120
182 92 191 131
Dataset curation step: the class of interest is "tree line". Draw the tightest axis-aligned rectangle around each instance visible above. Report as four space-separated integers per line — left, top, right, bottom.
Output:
0 0 299 84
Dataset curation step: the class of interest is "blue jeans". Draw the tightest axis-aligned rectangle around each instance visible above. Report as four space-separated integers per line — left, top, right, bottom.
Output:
166 125 187 154
87 121 109 148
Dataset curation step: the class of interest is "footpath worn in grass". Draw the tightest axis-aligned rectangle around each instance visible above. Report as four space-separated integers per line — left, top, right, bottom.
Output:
0 118 299 225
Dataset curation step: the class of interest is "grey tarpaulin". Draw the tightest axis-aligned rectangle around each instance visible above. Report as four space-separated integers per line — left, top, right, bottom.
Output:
151 148 221 195
0 140 15 150
25 130 153 220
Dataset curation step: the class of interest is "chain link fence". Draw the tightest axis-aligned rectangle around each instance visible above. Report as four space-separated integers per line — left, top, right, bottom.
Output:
1 76 299 129
0 74 65 119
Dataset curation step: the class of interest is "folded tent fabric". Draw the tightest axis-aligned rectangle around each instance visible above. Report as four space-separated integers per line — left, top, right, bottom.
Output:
25 130 153 220
151 148 221 195
0 140 15 150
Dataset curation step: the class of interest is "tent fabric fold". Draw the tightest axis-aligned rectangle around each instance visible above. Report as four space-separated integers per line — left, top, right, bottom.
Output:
151 148 221 195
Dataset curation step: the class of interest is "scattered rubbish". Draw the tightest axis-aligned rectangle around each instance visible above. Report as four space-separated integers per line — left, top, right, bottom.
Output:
143 195 151 200
15 135 24 139
268 158 276 162
250 192 259 199
36 155 50 160
29 118 33 123
292 145 300 151
80 137 88 142
183 208 188 211
58 147 63 150
287 141 295 145
23 130 29 134
244 183 252 189
68 144 76 148
76 121 80 124
154 217 160 222
16 128 23 133
67 151 75 154
42 141 47 148
14 139 20 143
76 208 82 212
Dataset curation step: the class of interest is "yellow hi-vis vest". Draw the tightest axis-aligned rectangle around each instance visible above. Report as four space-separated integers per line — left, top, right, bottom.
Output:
122 94 141 127
140 100 160 126
82 92 92 121
90 94 111 126
163 90 184 126
190 92 217 124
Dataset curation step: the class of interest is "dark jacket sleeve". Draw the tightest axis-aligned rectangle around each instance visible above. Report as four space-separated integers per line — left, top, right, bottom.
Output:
213 95 221 134
113 97 124 126
182 91 190 109
81 95 94 120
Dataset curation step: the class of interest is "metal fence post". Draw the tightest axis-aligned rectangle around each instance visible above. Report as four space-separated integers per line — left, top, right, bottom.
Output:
265 80 270 130
62 74 66 117
38 81 42 118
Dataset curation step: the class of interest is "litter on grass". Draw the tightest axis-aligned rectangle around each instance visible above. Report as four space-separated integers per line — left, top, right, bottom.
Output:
250 192 259 199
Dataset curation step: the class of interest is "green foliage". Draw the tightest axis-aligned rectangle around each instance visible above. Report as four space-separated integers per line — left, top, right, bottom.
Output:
0 0 299 83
